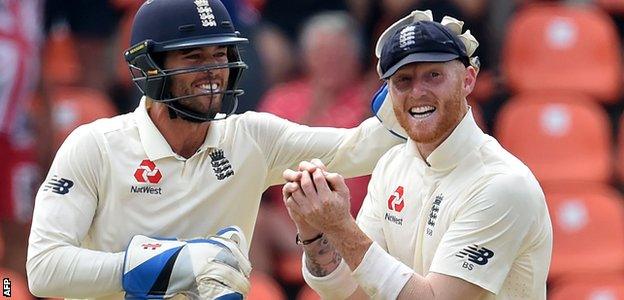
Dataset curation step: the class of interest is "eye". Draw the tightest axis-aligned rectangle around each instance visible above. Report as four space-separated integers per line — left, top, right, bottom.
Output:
430 71 441 78
214 50 228 60
394 75 411 83
184 52 202 60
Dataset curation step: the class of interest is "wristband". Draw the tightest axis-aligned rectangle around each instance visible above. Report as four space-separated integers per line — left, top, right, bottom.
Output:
352 242 414 300
302 253 359 299
296 232 324 245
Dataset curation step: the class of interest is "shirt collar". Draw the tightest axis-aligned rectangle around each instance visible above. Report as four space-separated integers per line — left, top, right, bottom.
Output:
134 97 224 161
406 108 486 171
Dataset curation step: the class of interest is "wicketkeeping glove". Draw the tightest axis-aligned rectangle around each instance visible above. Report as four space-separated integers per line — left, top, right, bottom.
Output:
123 226 251 299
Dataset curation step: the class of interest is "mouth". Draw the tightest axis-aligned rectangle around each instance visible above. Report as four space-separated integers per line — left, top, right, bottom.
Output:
409 105 436 119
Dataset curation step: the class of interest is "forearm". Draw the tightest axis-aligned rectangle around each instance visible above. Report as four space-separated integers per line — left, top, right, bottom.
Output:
323 218 373 271
27 243 124 298
397 275 435 300
304 228 431 300
301 231 362 299
303 235 343 277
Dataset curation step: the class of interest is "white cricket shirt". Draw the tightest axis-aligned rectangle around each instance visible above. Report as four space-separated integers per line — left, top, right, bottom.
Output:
27 97 402 299
356 111 553 299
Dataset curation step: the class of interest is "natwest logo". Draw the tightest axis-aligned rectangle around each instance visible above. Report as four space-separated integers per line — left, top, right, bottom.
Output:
387 186 405 212
133 159 162 184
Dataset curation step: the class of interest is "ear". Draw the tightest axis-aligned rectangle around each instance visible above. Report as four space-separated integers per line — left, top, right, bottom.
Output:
462 65 478 97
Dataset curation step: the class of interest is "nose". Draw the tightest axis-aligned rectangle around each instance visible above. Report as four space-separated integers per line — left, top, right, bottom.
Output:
408 80 428 98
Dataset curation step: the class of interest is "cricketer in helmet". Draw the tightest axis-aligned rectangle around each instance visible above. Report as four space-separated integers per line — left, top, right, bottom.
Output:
125 0 247 122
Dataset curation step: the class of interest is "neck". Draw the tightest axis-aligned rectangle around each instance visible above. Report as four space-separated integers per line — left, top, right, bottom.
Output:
416 134 448 163
416 107 469 162
149 103 210 159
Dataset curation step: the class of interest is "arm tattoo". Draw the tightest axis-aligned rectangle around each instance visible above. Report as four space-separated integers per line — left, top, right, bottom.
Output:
303 235 343 277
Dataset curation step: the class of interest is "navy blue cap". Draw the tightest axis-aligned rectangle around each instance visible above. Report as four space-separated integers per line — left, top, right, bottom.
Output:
379 20 468 79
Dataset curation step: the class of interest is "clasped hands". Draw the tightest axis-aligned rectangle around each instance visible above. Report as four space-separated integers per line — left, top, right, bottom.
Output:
281 159 353 240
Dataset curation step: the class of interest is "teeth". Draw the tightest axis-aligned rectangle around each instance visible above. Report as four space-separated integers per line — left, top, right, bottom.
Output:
198 83 220 92
409 105 435 114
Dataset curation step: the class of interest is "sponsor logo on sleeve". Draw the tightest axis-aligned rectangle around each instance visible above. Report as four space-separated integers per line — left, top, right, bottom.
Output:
43 175 74 195
456 244 495 270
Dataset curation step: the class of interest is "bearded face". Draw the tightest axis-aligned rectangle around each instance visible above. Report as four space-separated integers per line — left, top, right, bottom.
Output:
164 46 230 116
388 60 473 146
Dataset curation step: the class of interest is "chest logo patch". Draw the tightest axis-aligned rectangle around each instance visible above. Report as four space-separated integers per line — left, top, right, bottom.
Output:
134 159 162 184
385 186 405 226
210 149 234 180
387 186 405 212
426 194 443 236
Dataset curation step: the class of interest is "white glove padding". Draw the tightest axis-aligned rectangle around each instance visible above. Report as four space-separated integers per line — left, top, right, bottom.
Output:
195 226 252 299
371 83 408 140
123 226 251 299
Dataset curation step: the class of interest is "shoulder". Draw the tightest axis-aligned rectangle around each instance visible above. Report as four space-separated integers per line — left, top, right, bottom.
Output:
79 112 135 137
462 138 544 209
60 113 134 153
231 111 297 129
377 144 407 167
370 143 408 179
470 166 545 218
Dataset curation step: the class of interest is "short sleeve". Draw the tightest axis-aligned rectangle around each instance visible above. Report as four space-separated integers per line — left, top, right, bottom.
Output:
428 172 541 294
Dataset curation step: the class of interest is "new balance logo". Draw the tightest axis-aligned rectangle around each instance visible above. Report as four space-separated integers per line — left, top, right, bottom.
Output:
209 149 234 180
456 244 495 268
43 176 74 195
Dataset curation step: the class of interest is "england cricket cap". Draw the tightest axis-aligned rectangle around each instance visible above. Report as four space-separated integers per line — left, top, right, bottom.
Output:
379 20 469 79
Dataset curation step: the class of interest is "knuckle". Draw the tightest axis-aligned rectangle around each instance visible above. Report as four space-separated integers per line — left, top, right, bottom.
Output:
283 182 295 191
298 161 310 170
312 170 323 180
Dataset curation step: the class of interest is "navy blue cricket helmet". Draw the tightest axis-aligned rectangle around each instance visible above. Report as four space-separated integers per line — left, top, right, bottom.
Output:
124 0 248 122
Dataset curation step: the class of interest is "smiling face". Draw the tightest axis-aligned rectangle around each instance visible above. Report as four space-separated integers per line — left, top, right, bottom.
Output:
388 60 476 147
163 45 230 116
